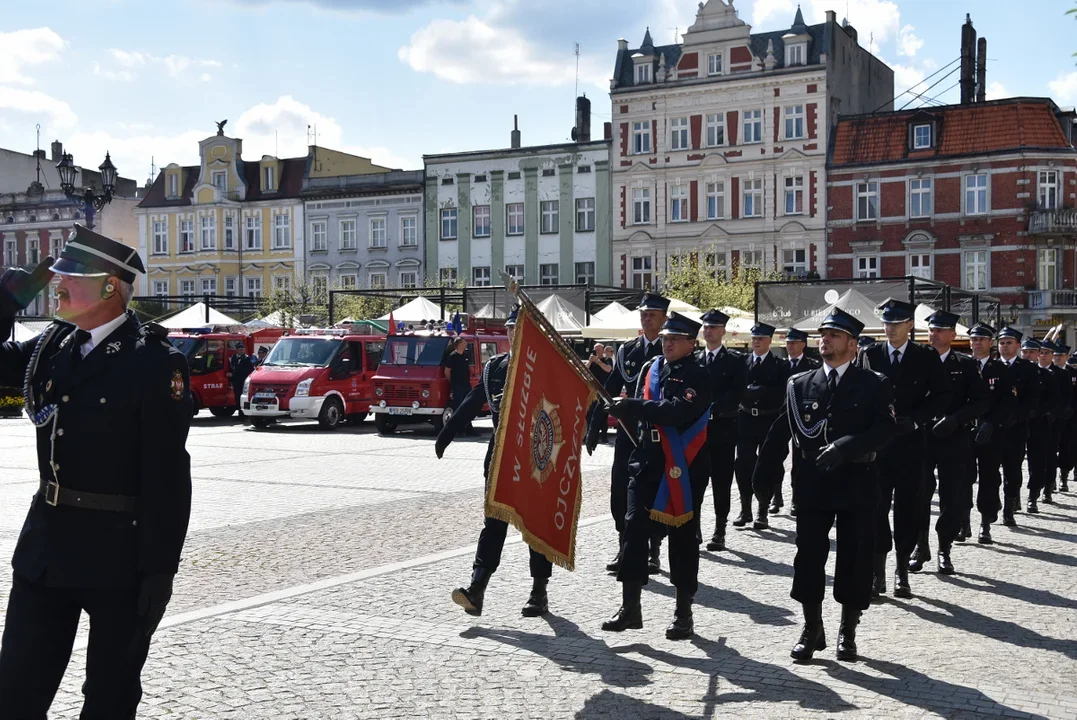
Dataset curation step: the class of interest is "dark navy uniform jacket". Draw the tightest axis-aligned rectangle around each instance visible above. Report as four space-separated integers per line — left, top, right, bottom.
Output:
587 335 662 440
934 351 989 430
439 352 509 479
858 340 950 436
0 312 193 589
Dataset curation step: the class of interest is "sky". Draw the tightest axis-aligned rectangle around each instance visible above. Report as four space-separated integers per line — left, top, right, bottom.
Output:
1 0 1075 187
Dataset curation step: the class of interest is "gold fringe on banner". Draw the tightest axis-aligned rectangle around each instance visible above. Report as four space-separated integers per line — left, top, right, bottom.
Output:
650 508 695 528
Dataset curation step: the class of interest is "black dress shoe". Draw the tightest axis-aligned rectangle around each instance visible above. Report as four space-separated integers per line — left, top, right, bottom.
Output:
790 603 826 662
647 541 662 574
451 569 491 617
1061 481 1070 493
836 605 861 662
894 555 912 598
1003 513 1017 527
753 511 770 530
606 550 622 573
937 549 955 575
871 553 887 597
1027 500 1040 514
1043 493 1055 505
790 503 798 518
908 532 930 573
665 590 694 640
705 534 726 551
978 525 994 544
769 497 783 515
731 511 751 527
602 582 643 632
521 579 549 617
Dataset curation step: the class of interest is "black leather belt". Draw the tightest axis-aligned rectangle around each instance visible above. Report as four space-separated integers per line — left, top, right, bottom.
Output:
710 410 738 421
801 450 877 464
40 479 139 513
739 406 780 417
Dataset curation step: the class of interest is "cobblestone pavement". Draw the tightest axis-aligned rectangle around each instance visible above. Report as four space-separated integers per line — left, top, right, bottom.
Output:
1 414 1075 719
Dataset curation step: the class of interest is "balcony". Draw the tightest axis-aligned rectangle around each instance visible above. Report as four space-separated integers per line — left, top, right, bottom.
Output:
1028 209 1077 236
1028 289 1077 310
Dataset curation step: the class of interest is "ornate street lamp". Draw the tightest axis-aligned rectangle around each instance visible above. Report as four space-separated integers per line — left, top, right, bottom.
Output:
1008 302 1020 326
56 151 117 230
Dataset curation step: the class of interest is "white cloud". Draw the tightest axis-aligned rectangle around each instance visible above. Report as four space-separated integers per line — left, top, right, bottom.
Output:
752 0 797 26
99 49 222 80
92 62 135 82
754 0 900 50
1049 71 1077 106
0 86 77 128
65 128 208 184
199 73 213 82
891 62 927 95
0 27 65 85
985 81 1009 101
897 25 923 57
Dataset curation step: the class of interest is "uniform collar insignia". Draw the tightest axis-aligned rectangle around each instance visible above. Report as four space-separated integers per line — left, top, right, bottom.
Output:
106 341 122 355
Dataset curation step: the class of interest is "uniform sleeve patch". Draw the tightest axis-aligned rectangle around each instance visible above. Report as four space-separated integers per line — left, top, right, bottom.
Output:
171 370 185 401
685 388 696 401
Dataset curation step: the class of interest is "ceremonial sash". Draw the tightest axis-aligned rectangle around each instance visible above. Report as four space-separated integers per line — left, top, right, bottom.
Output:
643 359 709 527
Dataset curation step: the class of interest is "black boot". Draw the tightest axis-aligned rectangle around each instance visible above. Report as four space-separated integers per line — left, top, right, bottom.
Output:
706 532 726 552
894 553 912 598
606 534 623 573
732 504 752 527
451 568 492 616
790 501 798 518
908 531 930 573
978 524 994 544
1027 498 1040 514
836 605 861 662
1003 498 1017 526
753 502 770 530
647 537 662 574
521 578 549 617
1061 477 1070 492
790 602 826 662
665 589 694 640
1043 490 1055 505
769 494 783 515
937 544 955 575
602 582 643 631
871 553 887 597
956 516 971 543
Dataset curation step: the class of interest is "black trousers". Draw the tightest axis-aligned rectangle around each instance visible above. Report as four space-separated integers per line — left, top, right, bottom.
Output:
618 461 710 594
737 412 781 514
975 436 1003 525
473 516 552 580
610 430 635 534
0 574 154 720
876 431 925 557
1057 420 1076 479
774 451 801 507
1027 422 1052 499
792 503 875 611
706 419 737 537
1001 425 1027 513
924 430 972 549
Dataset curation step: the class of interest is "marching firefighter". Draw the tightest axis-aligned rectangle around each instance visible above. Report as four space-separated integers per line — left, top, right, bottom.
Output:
996 328 1039 526
773 328 821 517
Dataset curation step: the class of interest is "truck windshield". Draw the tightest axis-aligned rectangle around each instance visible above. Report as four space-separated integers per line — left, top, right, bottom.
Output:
169 337 204 359
381 336 451 366
262 337 341 367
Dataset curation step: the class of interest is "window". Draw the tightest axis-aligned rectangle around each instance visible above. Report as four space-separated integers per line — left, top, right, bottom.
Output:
200 215 217 250
507 203 525 235
706 114 725 147
856 181 879 221
225 277 237 297
245 277 263 298
311 274 328 300
578 165 592 174
370 217 387 248
707 52 722 76
706 181 725 219
273 213 290 249
630 255 653 290
200 277 217 296
473 206 491 238
910 178 933 218
635 63 652 84
505 264 524 281
212 171 226 191
439 268 457 285
1038 248 1059 290
704 251 728 280
743 109 762 144
441 208 457 240
965 174 988 215
964 250 988 290
632 121 651 155
474 174 487 183
339 274 357 291
180 279 195 297
540 201 559 234
400 216 417 247
180 219 195 253
1039 170 1060 210
340 220 357 250
472 266 491 287
263 166 274 192
245 215 262 250
152 220 168 255
670 185 689 222
368 272 386 289
856 255 879 279
575 262 595 286
542 169 556 177
784 105 805 139
399 271 418 289
784 176 804 215
786 43 805 66
311 221 327 251
224 214 235 250
670 117 689 151
507 171 521 180
913 124 932 149
741 249 763 273
783 248 808 276
168 174 178 198
633 187 651 224
153 280 169 297
909 253 932 279
26 238 38 265
743 178 763 217
540 263 558 286
576 198 595 232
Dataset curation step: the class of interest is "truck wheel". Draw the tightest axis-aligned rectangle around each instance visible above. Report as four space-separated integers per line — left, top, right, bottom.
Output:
374 415 397 436
251 418 274 430
432 406 454 433
318 397 344 431
210 407 236 419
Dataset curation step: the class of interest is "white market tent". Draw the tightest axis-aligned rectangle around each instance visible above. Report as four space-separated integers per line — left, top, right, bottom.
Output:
160 302 240 329
592 301 632 323
535 294 584 334
12 322 36 342
793 289 883 334
473 303 507 319
915 303 970 337
378 296 442 322
667 298 701 313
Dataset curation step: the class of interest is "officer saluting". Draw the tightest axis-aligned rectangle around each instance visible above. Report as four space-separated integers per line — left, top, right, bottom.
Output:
436 308 555 618
753 308 895 662
0 225 192 718
773 328 821 517
602 312 711 640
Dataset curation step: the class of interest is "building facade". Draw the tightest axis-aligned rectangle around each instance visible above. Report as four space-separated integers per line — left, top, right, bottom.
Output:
610 0 893 289
424 130 613 288
827 98 1077 333
302 170 424 293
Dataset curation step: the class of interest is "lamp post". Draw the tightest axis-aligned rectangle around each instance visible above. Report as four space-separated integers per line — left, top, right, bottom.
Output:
1008 302 1020 326
55 151 117 231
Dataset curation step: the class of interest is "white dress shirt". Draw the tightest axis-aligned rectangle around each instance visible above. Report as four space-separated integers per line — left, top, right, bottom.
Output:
79 313 128 358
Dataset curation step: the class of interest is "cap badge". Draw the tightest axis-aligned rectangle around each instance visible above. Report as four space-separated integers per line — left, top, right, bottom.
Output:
170 370 185 401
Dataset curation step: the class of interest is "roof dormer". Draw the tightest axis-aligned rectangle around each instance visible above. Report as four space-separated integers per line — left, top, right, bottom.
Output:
164 164 183 199
908 110 939 152
259 156 280 193
782 6 811 67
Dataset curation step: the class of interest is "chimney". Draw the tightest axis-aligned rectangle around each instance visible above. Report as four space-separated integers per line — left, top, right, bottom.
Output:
825 10 836 24
572 96 592 143
604 122 612 141
50 140 63 162
960 15 977 105
976 37 987 102
617 38 628 51
511 115 521 149
32 150 46 160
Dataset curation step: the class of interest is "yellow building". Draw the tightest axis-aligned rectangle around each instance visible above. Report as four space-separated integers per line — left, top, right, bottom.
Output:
136 127 389 304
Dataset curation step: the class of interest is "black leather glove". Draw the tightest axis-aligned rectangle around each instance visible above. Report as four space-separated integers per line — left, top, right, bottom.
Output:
0 258 54 316
435 432 450 459
137 573 174 637
815 444 844 473
895 416 916 435
607 398 631 420
974 421 994 446
585 423 600 456
932 415 959 439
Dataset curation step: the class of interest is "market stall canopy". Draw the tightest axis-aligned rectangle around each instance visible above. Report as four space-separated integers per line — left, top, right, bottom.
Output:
793 289 883 334
667 298 700 313
473 303 507 319
915 304 969 337
378 296 443 322
592 301 632 323
160 302 240 329
535 294 584 334
11 322 36 342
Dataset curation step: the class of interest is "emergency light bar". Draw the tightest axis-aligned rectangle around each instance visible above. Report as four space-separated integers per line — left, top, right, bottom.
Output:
292 328 349 336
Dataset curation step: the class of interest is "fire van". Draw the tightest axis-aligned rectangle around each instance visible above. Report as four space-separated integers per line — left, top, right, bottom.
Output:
370 323 510 435
169 327 285 417
242 330 385 431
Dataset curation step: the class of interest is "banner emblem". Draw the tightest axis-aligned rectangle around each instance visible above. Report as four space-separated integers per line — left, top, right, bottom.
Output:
530 396 564 486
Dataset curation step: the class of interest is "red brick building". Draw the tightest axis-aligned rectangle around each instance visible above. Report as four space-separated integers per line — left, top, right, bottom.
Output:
827 97 1077 333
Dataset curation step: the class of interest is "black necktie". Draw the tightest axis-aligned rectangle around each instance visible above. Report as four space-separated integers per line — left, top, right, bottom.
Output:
707 352 714 366
754 357 761 368
891 349 900 365
790 359 797 370
827 369 838 394
71 329 91 367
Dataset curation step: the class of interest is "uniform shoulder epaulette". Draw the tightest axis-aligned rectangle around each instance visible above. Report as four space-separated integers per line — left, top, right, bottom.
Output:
141 321 168 339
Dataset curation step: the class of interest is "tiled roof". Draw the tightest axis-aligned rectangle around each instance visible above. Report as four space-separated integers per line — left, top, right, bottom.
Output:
137 166 200 208
830 98 1075 167
138 155 307 208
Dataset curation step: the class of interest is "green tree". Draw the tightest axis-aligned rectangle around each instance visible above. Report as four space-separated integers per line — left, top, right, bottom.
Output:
660 248 786 313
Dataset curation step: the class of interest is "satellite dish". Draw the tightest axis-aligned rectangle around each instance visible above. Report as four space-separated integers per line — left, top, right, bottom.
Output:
824 289 840 304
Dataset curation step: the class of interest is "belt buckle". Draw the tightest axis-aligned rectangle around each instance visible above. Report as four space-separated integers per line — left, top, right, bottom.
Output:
44 481 59 507
650 429 660 443
751 408 759 417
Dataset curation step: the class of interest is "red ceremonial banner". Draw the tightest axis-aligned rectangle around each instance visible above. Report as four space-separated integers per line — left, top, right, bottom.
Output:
485 307 596 570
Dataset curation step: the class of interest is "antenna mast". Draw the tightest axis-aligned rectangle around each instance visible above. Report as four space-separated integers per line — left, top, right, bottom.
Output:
574 43 580 100
34 124 41 186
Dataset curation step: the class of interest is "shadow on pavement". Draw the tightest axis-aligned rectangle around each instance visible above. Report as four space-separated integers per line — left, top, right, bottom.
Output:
823 657 1049 720
644 578 797 627
984 541 1077 569
574 689 693 719
702 548 795 578
936 572 1077 610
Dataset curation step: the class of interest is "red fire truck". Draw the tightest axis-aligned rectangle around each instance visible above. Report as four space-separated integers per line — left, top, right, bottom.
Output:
169 327 285 417
243 330 386 430
370 321 510 435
